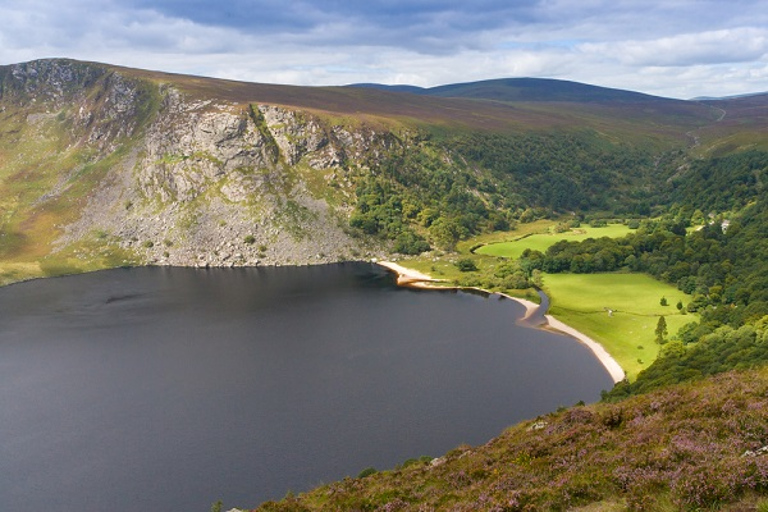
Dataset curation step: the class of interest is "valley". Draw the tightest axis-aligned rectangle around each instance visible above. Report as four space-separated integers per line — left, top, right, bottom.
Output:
2 57 768 511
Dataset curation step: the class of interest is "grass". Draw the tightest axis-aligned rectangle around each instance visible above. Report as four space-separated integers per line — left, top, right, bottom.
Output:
394 255 541 303
475 223 633 259
391 225 694 381
543 272 695 381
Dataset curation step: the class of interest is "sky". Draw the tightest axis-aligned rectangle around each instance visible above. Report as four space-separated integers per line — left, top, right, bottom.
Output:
1 0 767 99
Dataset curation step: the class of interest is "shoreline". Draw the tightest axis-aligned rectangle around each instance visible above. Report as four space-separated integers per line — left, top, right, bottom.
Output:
377 260 626 384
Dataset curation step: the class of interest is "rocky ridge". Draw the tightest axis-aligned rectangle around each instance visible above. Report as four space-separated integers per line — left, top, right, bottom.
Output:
2 59 401 269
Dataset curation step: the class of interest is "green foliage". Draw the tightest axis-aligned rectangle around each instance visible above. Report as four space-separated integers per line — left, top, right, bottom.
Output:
349 138 503 250
655 316 668 344
357 467 377 479
244 235 256 244
349 130 662 251
539 196 768 331
454 258 478 272
448 131 658 214
393 231 430 255
668 150 768 212
608 318 768 399
660 296 668 306
476 224 632 260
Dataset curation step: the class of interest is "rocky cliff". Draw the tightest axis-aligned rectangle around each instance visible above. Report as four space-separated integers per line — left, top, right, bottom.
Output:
0 59 401 276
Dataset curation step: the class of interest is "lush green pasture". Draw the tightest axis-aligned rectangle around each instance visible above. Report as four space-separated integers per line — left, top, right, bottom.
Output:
476 224 632 259
543 272 694 380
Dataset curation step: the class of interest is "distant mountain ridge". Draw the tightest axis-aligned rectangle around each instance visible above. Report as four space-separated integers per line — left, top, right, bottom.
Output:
693 91 768 101
348 77 672 103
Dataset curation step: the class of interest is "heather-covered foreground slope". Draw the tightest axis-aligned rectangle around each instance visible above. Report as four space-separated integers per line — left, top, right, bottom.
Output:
254 367 768 511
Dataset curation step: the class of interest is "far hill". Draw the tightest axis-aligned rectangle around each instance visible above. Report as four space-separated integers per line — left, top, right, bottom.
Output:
349 77 670 103
693 93 768 155
112 65 713 139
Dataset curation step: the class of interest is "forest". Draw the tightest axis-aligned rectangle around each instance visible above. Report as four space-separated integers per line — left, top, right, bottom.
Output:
350 138 768 400
349 130 667 254
517 150 768 398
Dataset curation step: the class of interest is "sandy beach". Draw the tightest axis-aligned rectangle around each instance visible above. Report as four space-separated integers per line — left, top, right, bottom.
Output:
377 260 626 384
376 260 438 286
544 315 626 383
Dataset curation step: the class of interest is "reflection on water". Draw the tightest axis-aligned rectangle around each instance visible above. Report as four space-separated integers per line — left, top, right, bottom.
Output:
0 264 612 511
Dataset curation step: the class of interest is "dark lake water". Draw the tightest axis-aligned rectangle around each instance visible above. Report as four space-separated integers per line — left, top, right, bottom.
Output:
0 263 613 511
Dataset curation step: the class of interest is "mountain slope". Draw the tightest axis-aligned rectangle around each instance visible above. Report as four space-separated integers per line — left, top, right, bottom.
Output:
427 77 667 103
0 58 761 286
254 367 768 511
350 77 670 103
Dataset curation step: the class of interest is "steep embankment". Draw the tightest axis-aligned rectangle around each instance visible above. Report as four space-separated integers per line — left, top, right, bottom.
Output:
0 59 410 283
254 367 768 511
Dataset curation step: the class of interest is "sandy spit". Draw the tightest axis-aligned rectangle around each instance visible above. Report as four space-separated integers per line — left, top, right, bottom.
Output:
377 260 626 384
544 316 626 383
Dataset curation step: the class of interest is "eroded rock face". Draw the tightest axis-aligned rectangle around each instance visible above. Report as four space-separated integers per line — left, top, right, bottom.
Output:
41 66 394 267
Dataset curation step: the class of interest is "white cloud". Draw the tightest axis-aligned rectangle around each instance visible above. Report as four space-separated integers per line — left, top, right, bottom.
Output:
580 28 768 67
0 0 767 99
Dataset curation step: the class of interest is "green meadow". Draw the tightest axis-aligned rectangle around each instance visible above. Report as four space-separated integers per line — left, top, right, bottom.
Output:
543 272 695 381
397 223 696 381
475 223 632 260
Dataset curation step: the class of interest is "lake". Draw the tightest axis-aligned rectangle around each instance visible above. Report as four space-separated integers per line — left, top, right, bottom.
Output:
0 263 613 511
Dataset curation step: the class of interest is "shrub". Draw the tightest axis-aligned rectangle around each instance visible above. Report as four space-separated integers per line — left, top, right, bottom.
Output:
244 235 256 244
455 258 478 272
357 467 377 479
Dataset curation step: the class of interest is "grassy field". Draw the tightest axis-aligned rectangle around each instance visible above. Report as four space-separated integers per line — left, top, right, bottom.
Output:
475 223 633 259
390 222 695 381
543 272 695 381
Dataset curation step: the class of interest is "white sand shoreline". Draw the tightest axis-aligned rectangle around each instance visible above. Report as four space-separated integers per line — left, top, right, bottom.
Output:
377 260 626 384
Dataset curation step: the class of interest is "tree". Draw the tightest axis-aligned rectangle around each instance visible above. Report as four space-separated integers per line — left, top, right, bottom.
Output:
428 217 463 251
655 316 668 345
660 296 668 306
677 300 684 311
455 258 478 272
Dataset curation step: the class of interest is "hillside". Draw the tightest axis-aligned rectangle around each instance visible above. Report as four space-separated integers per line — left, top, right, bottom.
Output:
0 58 732 286
694 93 768 155
353 77 670 103
253 367 768 511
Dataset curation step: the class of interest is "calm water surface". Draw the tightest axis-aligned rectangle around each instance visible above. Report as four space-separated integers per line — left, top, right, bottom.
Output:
0 263 613 511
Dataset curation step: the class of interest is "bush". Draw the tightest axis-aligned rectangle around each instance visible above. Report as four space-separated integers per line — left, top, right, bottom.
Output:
455 258 478 272
357 467 377 479
244 235 256 244
394 230 431 255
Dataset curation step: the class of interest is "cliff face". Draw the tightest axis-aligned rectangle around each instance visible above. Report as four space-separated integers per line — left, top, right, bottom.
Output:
0 59 397 273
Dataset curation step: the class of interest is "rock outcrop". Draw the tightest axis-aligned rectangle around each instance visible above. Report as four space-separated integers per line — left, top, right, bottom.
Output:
1 59 397 268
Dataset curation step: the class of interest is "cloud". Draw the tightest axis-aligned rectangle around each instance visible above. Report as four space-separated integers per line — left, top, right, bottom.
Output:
580 28 768 67
0 0 767 98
